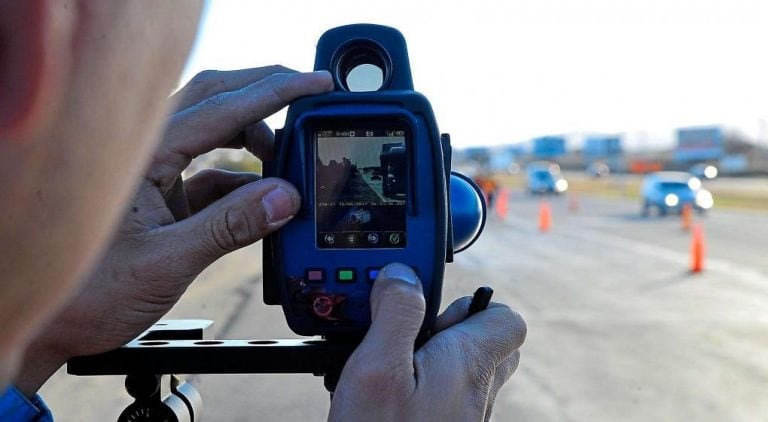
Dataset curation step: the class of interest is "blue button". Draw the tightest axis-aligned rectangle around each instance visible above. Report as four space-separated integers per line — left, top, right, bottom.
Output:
366 268 380 283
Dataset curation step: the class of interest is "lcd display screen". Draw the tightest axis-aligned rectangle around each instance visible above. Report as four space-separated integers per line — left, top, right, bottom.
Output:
315 127 407 249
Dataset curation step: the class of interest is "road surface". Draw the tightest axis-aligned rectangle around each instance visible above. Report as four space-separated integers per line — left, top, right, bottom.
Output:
38 191 768 421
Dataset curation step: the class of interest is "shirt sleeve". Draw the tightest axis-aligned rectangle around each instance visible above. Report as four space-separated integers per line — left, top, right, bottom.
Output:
0 385 54 421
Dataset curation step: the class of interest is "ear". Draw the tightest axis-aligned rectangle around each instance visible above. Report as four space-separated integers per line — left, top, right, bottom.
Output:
0 0 74 140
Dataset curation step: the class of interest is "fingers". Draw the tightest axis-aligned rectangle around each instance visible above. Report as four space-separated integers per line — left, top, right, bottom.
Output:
493 350 521 392
150 177 300 273
170 66 296 111
427 302 525 396
455 303 525 417
336 264 425 401
484 350 521 422
456 304 526 368
184 169 260 214
415 303 524 420
222 120 276 161
166 70 333 158
151 70 333 190
433 295 473 332
365 264 426 370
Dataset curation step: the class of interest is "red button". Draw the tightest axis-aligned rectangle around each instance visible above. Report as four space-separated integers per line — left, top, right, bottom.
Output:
306 269 324 282
313 296 334 317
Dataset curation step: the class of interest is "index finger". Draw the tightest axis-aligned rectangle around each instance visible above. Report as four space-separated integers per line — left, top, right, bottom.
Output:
437 303 527 367
151 71 333 190
432 288 496 333
170 65 296 111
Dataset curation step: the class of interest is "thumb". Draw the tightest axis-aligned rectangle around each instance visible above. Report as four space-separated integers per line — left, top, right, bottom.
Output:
153 177 300 273
347 264 426 380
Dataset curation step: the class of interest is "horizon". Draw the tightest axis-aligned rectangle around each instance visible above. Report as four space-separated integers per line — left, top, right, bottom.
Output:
180 0 768 150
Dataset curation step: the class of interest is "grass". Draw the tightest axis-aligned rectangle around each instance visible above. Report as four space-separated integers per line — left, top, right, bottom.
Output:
494 174 768 213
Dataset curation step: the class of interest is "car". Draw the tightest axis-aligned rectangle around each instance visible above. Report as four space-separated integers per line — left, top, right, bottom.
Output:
689 163 718 180
641 171 714 216
380 143 406 198
526 162 568 194
587 162 610 178
348 208 372 224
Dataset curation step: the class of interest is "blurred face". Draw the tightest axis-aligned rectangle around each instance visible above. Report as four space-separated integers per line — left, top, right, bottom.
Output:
0 1 202 381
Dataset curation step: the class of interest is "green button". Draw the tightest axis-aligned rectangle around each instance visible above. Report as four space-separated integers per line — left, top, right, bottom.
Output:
339 270 354 281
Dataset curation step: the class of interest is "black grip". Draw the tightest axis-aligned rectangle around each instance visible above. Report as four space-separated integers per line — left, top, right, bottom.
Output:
468 287 494 316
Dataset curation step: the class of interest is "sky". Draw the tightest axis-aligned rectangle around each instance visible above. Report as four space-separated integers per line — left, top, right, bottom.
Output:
317 137 404 169
181 0 768 150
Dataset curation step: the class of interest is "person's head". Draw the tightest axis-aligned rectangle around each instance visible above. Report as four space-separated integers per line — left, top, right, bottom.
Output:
0 1 202 383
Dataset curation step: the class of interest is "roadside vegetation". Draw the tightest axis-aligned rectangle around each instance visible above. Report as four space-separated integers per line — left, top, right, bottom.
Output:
495 173 768 212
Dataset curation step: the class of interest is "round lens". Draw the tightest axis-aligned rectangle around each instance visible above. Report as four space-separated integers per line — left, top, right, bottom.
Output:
345 63 384 92
332 40 391 92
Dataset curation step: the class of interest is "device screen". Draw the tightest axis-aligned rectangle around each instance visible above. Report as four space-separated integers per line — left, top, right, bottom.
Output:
314 127 407 249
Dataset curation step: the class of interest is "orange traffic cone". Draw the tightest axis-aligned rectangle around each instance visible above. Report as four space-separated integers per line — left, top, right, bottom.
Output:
569 194 579 213
539 201 551 232
690 224 705 273
681 203 692 231
495 188 509 220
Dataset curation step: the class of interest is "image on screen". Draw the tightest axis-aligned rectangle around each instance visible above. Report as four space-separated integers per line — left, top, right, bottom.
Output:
315 128 407 249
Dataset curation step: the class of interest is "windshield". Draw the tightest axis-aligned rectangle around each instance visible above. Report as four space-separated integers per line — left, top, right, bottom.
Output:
659 182 691 190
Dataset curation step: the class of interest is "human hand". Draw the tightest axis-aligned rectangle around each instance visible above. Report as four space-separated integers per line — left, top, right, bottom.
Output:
329 263 526 422
14 66 333 395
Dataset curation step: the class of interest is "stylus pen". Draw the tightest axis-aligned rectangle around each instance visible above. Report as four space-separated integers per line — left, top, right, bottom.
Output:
468 286 494 316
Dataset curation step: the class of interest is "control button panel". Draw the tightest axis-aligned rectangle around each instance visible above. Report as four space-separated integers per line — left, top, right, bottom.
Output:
293 266 417 323
301 267 418 285
317 231 406 248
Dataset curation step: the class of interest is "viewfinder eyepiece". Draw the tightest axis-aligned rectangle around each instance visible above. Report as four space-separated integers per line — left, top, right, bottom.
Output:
332 40 392 92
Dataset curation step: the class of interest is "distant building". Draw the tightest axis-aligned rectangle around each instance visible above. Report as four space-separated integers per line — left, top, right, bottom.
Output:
583 135 624 170
531 136 566 160
674 126 724 162
584 136 622 158
460 146 492 167
489 144 525 173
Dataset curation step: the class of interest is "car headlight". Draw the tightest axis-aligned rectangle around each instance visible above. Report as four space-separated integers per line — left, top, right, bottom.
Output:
704 165 718 179
664 193 679 207
688 177 702 190
696 190 714 209
555 179 569 192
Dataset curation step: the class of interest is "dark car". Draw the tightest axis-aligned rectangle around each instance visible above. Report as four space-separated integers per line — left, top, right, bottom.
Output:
380 143 406 199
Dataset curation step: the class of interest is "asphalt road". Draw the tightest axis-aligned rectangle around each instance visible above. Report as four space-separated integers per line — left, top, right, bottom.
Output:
38 191 768 421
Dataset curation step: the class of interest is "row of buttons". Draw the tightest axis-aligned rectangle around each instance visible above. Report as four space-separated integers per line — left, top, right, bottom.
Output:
320 231 405 247
306 268 381 284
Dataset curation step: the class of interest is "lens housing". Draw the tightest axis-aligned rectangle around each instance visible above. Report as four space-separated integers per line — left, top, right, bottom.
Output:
332 40 393 92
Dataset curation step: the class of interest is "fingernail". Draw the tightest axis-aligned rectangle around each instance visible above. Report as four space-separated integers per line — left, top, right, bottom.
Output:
379 263 419 286
262 186 295 223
